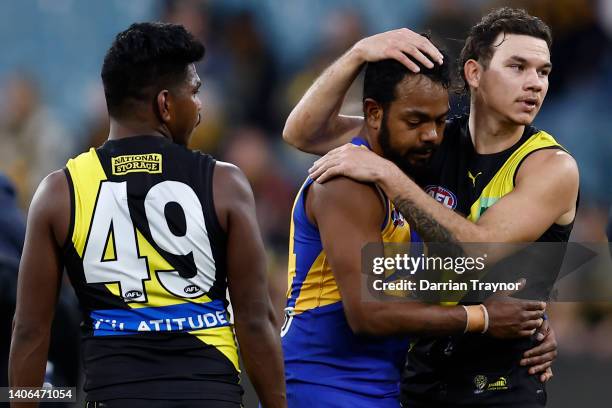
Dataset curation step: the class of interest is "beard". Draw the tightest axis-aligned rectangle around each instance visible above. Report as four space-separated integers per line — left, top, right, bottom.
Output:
378 113 437 180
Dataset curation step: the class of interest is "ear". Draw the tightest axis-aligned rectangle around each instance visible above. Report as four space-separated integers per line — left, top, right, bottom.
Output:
363 98 383 130
156 89 172 123
464 59 482 90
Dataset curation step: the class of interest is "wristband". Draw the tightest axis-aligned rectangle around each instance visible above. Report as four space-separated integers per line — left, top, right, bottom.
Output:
462 305 486 333
480 304 489 333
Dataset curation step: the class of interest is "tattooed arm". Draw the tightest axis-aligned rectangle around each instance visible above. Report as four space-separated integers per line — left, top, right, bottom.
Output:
308 144 578 249
392 194 465 257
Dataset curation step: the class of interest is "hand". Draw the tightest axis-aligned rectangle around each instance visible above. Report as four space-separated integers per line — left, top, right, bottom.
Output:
352 28 444 73
520 318 557 383
308 143 398 184
484 279 547 339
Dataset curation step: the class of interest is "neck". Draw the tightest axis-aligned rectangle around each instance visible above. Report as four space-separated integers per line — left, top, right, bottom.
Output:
108 117 172 141
363 125 383 155
468 96 524 154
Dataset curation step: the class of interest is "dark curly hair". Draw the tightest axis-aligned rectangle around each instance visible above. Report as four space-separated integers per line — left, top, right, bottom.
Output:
101 22 205 117
363 39 450 111
459 7 552 92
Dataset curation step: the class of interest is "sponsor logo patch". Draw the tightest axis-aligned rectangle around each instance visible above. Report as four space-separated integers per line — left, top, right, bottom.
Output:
112 153 162 175
474 375 509 394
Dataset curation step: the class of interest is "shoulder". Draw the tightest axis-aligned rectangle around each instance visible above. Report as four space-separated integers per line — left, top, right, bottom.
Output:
213 161 252 202
517 148 578 182
515 148 579 200
212 161 254 232
29 169 70 245
308 177 385 221
33 170 70 207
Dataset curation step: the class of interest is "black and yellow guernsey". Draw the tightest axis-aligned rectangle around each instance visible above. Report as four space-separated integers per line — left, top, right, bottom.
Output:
402 115 575 407
62 136 241 402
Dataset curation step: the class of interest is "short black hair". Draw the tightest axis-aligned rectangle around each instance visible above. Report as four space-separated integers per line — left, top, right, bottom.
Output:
363 47 450 110
459 8 552 92
101 22 205 117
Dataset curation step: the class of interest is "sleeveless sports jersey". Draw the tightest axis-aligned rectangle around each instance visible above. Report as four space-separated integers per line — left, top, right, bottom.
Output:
282 137 420 406
402 115 575 407
62 135 241 402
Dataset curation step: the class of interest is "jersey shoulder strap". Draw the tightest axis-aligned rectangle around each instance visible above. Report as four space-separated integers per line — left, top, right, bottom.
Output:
468 130 565 222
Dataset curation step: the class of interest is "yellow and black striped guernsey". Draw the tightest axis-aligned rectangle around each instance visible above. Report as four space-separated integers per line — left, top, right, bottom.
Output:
402 115 575 407
62 136 241 402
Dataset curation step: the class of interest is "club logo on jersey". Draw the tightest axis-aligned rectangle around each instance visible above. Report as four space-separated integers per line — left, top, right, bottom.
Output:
425 185 457 210
112 153 162 175
473 375 488 394
391 208 406 227
474 375 508 394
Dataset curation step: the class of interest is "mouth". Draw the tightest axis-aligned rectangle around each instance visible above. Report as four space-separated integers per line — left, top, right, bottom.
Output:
409 148 434 161
517 97 539 112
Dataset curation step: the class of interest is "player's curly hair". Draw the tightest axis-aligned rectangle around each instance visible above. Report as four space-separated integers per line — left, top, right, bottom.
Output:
459 7 552 93
101 22 205 117
362 35 450 110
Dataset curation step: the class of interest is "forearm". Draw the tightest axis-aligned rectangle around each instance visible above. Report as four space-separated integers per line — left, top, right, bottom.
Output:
9 324 51 397
283 46 364 152
357 302 467 336
235 317 286 408
377 165 485 244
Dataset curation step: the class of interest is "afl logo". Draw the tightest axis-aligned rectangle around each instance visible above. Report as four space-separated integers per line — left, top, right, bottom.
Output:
184 284 201 294
425 185 457 210
391 208 405 227
124 290 143 300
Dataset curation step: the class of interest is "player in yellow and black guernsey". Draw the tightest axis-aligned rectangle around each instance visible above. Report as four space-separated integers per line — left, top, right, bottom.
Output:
301 9 578 408
9 23 286 408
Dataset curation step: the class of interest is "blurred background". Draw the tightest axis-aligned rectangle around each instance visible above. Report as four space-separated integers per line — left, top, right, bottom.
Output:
0 0 610 406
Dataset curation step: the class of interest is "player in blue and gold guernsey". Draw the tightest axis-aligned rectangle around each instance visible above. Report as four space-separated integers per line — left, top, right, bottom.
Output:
281 41 548 408
10 22 286 408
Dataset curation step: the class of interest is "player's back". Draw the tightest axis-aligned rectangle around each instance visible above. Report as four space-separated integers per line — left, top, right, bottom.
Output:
62 135 241 403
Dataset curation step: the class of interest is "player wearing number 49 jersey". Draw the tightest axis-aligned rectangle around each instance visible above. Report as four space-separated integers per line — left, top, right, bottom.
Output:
10 22 286 408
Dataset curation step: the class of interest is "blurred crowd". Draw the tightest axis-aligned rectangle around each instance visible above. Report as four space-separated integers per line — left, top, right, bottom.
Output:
0 0 611 397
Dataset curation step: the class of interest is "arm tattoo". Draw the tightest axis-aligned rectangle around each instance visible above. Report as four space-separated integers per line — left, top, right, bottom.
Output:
393 195 464 257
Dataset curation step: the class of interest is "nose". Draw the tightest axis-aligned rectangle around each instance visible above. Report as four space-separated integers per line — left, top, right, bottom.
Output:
524 68 544 92
419 122 438 143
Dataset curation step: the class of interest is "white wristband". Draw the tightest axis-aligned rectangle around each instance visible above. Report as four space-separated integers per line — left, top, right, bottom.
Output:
462 305 469 333
480 304 489 333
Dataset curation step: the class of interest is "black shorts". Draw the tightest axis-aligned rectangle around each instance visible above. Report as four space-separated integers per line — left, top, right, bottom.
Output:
85 400 242 408
401 335 547 407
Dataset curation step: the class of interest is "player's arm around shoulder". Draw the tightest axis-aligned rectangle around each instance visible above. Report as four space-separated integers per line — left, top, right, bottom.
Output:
10 170 69 389
477 148 579 242
212 161 287 408
307 177 387 334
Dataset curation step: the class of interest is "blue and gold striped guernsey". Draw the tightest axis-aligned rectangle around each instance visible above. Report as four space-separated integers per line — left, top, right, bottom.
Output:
282 137 419 407
62 135 241 402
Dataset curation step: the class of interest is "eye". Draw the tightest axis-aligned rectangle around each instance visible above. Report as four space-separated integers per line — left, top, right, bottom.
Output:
509 64 524 72
538 69 551 77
